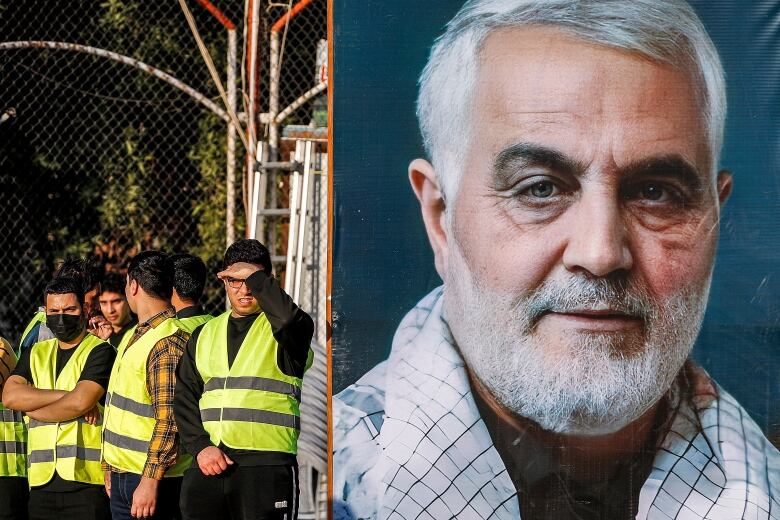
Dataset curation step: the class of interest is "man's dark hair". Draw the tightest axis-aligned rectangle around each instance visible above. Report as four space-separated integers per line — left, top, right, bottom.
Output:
43 277 84 308
223 239 272 274
127 250 173 300
168 253 208 303
54 257 103 293
100 272 126 297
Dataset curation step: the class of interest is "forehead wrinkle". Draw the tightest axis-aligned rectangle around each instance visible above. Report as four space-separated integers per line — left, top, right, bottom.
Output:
493 113 581 137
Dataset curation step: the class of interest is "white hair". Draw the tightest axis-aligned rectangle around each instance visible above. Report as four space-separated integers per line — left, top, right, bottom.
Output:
417 0 727 201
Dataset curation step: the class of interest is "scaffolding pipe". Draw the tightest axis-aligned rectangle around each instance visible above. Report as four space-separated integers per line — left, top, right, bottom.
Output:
0 41 231 123
262 31 281 251
194 0 236 29
270 0 317 32
269 32 281 156
227 28 237 248
247 0 262 237
191 0 238 251
274 82 327 124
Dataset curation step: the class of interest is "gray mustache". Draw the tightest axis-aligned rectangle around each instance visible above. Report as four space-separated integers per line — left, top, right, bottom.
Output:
519 277 655 323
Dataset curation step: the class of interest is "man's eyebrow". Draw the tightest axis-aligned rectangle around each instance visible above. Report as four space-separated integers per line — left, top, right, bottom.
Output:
620 155 704 192
492 142 585 187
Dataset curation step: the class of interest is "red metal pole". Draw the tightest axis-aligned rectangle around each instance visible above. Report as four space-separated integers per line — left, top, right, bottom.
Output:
193 0 236 30
271 0 316 33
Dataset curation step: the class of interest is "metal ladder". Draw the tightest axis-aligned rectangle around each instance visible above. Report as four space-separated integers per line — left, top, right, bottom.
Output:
248 138 318 302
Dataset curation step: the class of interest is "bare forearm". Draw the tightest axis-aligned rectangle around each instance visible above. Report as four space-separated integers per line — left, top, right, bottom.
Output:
2 380 66 412
23 381 104 422
26 396 91 422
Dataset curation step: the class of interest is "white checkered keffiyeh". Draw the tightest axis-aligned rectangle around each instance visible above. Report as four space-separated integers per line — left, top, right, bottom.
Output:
333 287 780 519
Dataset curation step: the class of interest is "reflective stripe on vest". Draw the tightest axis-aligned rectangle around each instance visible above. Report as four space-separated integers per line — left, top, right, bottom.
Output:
199 407 301 429
195 310 309 453
177 314 214 334
28 445 101 463
28 334 105 486
104 392 154 418
102 317 191 476
0 404 26 477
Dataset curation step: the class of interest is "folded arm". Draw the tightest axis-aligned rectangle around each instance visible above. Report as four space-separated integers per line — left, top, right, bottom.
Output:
2 375 67 412
25 380 105 422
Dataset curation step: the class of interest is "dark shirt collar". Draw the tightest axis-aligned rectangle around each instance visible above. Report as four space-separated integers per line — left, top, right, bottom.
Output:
473 379 673 519
177 305 206 319
117 315 138 333
108 316 138 346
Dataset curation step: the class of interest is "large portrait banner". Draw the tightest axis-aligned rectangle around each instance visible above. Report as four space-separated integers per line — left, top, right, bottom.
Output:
331 1 780 518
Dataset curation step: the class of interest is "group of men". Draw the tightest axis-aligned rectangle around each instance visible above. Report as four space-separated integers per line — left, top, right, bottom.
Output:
0 239 313 520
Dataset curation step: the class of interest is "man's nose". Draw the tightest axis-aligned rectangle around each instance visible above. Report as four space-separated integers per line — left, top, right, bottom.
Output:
561 190 633 277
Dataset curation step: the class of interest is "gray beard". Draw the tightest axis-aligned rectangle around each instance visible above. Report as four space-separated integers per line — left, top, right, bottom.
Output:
442 246 708 435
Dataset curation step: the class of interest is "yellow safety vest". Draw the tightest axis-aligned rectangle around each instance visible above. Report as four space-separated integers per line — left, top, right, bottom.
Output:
102 318 191 476
177 313 213 334
27 334 105 487
0 342 26 478
0 404 25 478
195 310 312 453
112 325 135 348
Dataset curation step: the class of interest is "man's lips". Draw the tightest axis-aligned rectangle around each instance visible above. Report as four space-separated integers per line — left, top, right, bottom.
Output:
539 309 644 331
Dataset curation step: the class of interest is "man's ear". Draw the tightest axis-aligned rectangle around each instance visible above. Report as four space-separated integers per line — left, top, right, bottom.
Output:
409 158 450 280
128 279 140 297
717 169 733 205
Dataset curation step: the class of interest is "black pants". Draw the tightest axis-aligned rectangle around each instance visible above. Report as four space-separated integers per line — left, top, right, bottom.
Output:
110 472 182 520
0 477 28 520
28 485 110 520
180 464 298 520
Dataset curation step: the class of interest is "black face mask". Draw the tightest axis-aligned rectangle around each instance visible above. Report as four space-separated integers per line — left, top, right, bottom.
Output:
46 313 85 343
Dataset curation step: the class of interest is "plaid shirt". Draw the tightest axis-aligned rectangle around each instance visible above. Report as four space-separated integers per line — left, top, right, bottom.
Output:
104 307 189 479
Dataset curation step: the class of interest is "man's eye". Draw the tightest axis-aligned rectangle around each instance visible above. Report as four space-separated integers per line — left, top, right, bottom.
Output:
639 183 666 201
524 180 557 198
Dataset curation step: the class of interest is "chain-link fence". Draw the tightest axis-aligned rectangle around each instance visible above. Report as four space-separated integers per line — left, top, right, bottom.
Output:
251 0 327 264
0 0 327 339
0 0 246 341
1 0 328 517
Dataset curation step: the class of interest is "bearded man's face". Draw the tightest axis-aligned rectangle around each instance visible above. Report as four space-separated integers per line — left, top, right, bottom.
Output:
417 27 732 434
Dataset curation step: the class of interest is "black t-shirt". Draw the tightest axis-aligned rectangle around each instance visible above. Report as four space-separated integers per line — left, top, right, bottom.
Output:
472 382 670 520
11 337 115 492
13 341 115 390
108 317 138 348
177 305 207 320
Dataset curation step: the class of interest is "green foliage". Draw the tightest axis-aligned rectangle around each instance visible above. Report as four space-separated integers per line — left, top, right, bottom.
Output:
97 127 153 247
190 114 227 266
189 113 246 264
